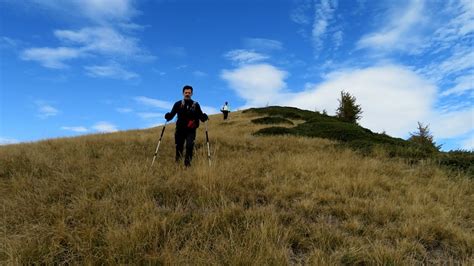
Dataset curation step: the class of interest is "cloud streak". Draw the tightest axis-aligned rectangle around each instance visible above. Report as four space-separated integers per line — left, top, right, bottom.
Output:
36 102 59 119
357 0 426 54
134 96 173 109
224 49 269 65
92 121 118 133
61 126 88 133
85 62 138 80
0 137 20 145
312 0 337 52
21 47 81 69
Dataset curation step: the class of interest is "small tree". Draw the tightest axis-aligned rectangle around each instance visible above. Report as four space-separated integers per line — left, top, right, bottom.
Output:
408 122 441 152
336 90 363 124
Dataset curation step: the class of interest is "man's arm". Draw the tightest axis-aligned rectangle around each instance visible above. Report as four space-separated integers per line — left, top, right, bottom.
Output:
196 103 208 122
165 101 179 121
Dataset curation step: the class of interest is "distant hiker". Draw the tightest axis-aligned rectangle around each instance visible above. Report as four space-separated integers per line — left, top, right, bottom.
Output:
221 101 230 120
165 85 208 167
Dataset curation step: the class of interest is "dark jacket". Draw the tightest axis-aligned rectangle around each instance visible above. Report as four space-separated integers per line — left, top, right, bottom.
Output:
168 99 207 130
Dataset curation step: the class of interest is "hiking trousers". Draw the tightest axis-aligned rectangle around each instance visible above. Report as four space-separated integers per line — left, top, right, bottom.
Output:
175 128 196 166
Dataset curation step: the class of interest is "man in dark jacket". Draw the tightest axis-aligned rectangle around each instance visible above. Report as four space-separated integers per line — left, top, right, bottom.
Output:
165 85 208 167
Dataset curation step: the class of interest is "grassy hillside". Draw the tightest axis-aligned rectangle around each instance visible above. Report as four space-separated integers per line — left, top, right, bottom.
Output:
1 108 473 264
248 106 474 176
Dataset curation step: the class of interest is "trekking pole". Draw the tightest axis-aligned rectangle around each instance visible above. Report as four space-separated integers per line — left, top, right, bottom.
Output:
151 122 167 167
205 121 211 166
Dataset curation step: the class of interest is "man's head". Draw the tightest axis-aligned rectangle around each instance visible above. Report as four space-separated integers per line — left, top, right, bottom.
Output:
182 85 193 100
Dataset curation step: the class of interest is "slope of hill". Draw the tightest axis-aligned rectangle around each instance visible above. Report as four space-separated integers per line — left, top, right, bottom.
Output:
1 108 473 264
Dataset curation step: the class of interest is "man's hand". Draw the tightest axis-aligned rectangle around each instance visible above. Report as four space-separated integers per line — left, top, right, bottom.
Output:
202 113 209 121
164 112 173 121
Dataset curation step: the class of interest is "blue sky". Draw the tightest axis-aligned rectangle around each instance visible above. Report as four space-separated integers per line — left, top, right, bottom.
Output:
0 0 472 151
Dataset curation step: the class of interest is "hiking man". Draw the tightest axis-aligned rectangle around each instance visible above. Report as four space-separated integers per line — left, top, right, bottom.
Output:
221 101 230 120
165 85 208 167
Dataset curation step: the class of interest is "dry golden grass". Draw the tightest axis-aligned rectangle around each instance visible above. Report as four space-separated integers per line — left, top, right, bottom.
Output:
1 111 473 264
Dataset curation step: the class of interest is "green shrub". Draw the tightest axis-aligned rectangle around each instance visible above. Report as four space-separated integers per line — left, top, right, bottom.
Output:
251 116 294 125
437 150 474 177
244 106 315 120
253 127 293 136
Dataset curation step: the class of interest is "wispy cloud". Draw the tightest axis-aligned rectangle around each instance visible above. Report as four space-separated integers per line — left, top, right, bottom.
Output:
16 0 153 77
290 0 312 25
356 0 426 54
92 121 118 133
0 137 20 145
441 73 474 96
85 62 138 80
36 102 59 119
224 49 269 65
27 0 137 23
312 0 338 52
134 96 173 109
428 108 474 139
23 26 154 69
332 30 343 49
137 112 164 119
243 38 283 51
0 36 24 50
116 107 133 113
61 126 88 133
54 27 142 57
21 47 81 69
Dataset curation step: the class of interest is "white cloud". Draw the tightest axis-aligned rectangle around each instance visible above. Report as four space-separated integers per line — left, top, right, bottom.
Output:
243 38 283 51
17 0 153 76
441 73 474 96
55 27 141 57
433 0 474 50
61 126 88 133
224 49 269 65
76 0 137 23
92 121 118 133
21 47 81 69
36 102 59 119
137 112 164 119
84 62 138 80
0 137 19 145
221 64 288 107
134 96 173 109
428 108 474 139
357 0 426 54
0 36 22 49
28 0 137 23
116 107 133 113
312 0 337 51
200 105 220 115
